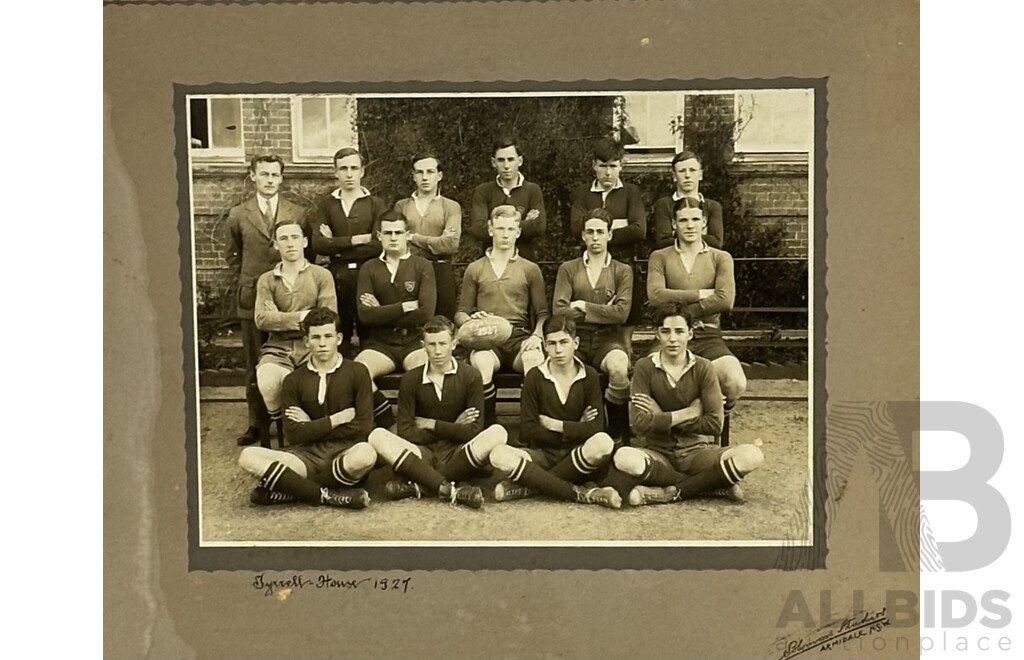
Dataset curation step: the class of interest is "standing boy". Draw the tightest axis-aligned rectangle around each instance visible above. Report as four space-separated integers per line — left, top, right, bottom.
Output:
468 137 546 261
569 138 647 354
224 153 309 446
310 147 389 355
393 154 462 320
651 151 725 249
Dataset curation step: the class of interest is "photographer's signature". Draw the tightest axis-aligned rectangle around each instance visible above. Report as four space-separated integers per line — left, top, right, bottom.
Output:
776 607 891 659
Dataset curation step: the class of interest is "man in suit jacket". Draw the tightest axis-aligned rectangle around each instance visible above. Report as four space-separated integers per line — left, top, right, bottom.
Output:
224 153 308 447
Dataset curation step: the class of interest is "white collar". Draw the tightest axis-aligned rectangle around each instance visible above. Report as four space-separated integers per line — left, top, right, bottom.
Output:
330 186 372 200
421 359 459 384
378 250 412 263
672 191 705 202
538 357 587 384
651 350 697 378
271 259 311 276
306 354 343 375
257 194 278 211
582 250 611 268
496 173 525 192
590 179 624 193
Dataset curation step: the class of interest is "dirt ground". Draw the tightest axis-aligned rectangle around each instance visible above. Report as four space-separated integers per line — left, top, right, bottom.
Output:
197 379 810 544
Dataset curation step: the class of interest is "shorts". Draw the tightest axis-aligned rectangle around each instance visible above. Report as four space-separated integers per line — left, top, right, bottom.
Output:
359 328 423 367
688 333 734 362
519 445 572 470
258 337 311 370
639 442 729 475
576 326 629 368
290 439 365 477
480 326 543 372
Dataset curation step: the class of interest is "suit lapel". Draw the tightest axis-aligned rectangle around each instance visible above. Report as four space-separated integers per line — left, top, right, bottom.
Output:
245 197 271 240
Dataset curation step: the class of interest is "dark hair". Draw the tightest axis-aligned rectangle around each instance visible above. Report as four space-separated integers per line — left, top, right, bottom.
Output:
333 147 362 167
492 136 519 156
670 150 703 169
583 208 614 231
653 303 694 329
543 314 577 339
271 218 305 239
673 196 705 219
249 153 285 175
489 204 522 225
379 209 407 229
301 307 341 335
591 137 625 163
411 153 443 172
421 315 456 338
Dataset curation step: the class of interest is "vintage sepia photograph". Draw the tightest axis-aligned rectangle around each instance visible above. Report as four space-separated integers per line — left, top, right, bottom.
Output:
184 87 818 551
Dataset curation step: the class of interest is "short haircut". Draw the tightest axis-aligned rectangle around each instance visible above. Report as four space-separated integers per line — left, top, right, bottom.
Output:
673 196 705 218
411 153 442 171
249 153 285 175
421 315 456 338
670 150 703 169
591 137 625 163
653 302 694 329
492 136 519 156
301 307 341 335
543 314 577 339
378 209 408 229
489 204 522 225
271 218 304 238
584 208 614 231
333 147 362 167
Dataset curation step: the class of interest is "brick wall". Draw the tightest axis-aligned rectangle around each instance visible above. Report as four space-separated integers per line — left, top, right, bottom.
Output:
189 95 812 300
737 174 809 254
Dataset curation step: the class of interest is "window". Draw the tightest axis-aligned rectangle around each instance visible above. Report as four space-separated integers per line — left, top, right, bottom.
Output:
734 89 813 156
291 95 358 162
618 92 685 150
188 97 244 160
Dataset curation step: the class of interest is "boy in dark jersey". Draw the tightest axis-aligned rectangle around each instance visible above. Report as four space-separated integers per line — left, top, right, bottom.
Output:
309 147 388 355
602 303 764 506
651 151 725 249
367 316 507 509
467 137 546 261
488 315 621 508
355 211 436 428
238 307 376 509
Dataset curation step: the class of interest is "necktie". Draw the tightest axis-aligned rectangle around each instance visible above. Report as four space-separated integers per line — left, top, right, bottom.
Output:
262 200 275 229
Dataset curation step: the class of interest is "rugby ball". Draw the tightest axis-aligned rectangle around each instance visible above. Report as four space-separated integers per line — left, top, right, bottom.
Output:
457 316 513 350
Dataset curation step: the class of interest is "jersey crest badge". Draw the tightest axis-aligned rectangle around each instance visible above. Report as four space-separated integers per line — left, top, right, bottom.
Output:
404 281 416 293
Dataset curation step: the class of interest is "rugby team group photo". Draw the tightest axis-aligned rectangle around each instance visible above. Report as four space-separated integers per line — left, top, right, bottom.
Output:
189 92 813 543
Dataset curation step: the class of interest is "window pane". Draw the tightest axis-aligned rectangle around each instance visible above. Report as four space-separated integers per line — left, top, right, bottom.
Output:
189 98 209 148
328 96 357 149
209 98 242 149
736 90 812 152
301 97 328 151
621 92 679 147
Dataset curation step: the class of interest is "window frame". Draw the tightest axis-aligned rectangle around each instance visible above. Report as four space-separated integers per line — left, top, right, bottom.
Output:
290 95 359 164
187 96 246 163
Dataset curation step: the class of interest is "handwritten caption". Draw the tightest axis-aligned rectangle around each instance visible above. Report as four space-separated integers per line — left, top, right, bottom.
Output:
252 573 413 598
776 608 891 660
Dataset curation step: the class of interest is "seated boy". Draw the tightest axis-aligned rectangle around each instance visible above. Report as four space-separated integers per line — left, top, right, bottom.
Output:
488 315 621 508
367 316 508 509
